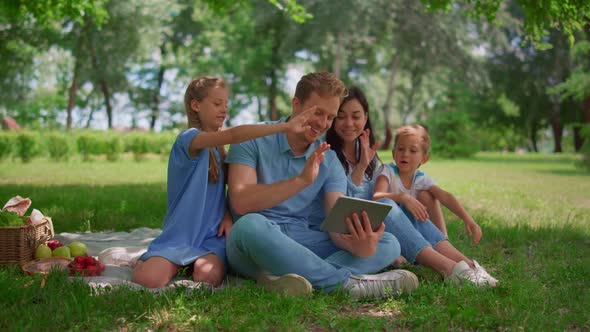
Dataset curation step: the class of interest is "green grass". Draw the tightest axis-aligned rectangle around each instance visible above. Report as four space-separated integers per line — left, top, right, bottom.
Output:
1 152 589 330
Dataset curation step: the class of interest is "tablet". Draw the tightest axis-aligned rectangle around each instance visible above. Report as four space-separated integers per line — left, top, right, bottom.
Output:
320 196 393 234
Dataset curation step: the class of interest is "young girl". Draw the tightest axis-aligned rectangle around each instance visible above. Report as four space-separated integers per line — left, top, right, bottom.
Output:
132 76 312 288
374 124 498 286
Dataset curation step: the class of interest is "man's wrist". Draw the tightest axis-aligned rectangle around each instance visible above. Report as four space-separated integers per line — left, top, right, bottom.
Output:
293 174 311 187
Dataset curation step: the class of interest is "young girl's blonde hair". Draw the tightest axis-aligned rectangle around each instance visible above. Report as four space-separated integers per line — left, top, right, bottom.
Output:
183 76 226 182
394 124 431 154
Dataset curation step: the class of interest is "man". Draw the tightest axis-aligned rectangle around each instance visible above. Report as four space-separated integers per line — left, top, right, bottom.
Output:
225 72 418 299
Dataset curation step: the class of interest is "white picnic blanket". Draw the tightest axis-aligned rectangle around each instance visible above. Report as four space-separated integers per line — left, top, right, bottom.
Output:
54 227 237 292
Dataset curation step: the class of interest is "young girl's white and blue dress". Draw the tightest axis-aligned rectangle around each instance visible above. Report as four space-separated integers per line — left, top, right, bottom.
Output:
377 163 435 198
375 162 449 262
139 128 227 267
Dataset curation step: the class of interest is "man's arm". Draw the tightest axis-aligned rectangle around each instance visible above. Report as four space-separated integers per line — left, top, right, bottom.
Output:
228 142 330 215
228 163 310 215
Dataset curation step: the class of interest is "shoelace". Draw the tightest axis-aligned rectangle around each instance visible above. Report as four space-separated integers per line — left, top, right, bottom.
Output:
354 279 397 298
458 268 487 285
473 261 499 282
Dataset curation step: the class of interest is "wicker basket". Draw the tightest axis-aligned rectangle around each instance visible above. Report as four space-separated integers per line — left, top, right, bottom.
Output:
0 218 54 266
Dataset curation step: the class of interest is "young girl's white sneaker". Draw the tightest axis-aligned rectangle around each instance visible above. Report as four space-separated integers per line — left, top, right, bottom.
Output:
449 260 492 287
472 260 498 287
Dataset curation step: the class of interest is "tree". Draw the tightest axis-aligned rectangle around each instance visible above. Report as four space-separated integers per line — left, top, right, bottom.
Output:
0 0 108 26
549 33 590 152
421 0 590 47
59 0 167 129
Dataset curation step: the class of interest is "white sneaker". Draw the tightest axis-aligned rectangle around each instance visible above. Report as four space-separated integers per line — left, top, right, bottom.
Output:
256 273 313 296
449 260 492 287
472 260 499 287
344 270 419 299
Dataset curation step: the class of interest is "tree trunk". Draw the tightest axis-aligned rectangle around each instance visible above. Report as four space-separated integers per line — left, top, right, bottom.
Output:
150 45 166 131
549 35 566 153
89 37 113 129
256 96 264 122
574 127 583 151
402 66 422 125
380 55 399 150
333 32 343 78
530 122 538 152
268 69 278 121
66 21 90 130
67 57 80 130
550 102 563 153
99 80 113 129
268 24 282 121
85 107 95 128
576 96 590 151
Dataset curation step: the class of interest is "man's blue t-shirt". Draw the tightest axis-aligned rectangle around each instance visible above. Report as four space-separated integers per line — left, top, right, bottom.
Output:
225 119 347 225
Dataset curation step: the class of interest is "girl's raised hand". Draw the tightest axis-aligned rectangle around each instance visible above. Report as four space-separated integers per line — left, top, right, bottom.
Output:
358 129 379 168
286 106 315 134
299 142 329 185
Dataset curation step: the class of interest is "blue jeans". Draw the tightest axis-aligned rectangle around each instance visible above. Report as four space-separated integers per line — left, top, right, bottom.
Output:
226 213 400 292
378 198 447 264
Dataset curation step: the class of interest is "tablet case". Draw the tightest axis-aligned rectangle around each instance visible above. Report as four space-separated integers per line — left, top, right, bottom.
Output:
320 196 393 234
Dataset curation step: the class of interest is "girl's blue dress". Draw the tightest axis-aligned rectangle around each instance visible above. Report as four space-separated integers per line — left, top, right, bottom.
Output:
140 128 227 266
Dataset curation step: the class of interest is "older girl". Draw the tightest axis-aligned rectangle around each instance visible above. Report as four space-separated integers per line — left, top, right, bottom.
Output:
133 76 311 288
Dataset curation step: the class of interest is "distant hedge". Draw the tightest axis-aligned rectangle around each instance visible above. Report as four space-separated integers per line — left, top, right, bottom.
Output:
0 130 177 163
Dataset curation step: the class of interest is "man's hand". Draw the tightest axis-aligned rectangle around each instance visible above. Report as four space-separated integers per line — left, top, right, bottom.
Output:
402 194 429 221
358 129 379 168
330 211 384 258
298 142 330 185
286 106 314 135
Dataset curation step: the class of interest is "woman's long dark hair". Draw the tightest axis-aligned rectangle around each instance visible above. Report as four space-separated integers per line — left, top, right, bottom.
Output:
326 86 378 180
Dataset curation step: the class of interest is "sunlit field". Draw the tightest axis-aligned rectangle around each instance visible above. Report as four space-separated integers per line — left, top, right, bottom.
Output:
0 152 588 330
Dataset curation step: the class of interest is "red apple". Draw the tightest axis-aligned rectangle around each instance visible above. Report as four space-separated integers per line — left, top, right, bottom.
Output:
47 239 63 251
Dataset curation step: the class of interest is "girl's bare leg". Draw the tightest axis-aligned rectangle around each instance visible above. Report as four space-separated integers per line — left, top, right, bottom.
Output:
132 257 179 288
193 254 226 286
434 240 474 268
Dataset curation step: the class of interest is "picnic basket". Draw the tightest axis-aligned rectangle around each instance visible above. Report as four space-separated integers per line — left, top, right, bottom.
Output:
0 218 54 266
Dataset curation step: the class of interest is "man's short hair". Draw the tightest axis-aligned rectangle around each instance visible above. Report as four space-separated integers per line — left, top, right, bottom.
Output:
294 72 348 104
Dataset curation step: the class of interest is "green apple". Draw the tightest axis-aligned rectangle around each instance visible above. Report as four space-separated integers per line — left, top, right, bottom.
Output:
52 246 71 258
35 244 52 259
68 241 87 257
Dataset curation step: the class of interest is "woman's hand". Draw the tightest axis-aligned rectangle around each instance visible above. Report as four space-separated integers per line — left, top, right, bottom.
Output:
358 129 379 168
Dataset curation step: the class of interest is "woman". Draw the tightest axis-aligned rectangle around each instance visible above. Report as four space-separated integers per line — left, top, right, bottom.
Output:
311 86 497 287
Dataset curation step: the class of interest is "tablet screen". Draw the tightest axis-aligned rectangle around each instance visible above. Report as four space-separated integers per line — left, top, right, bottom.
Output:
320 196 392 234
